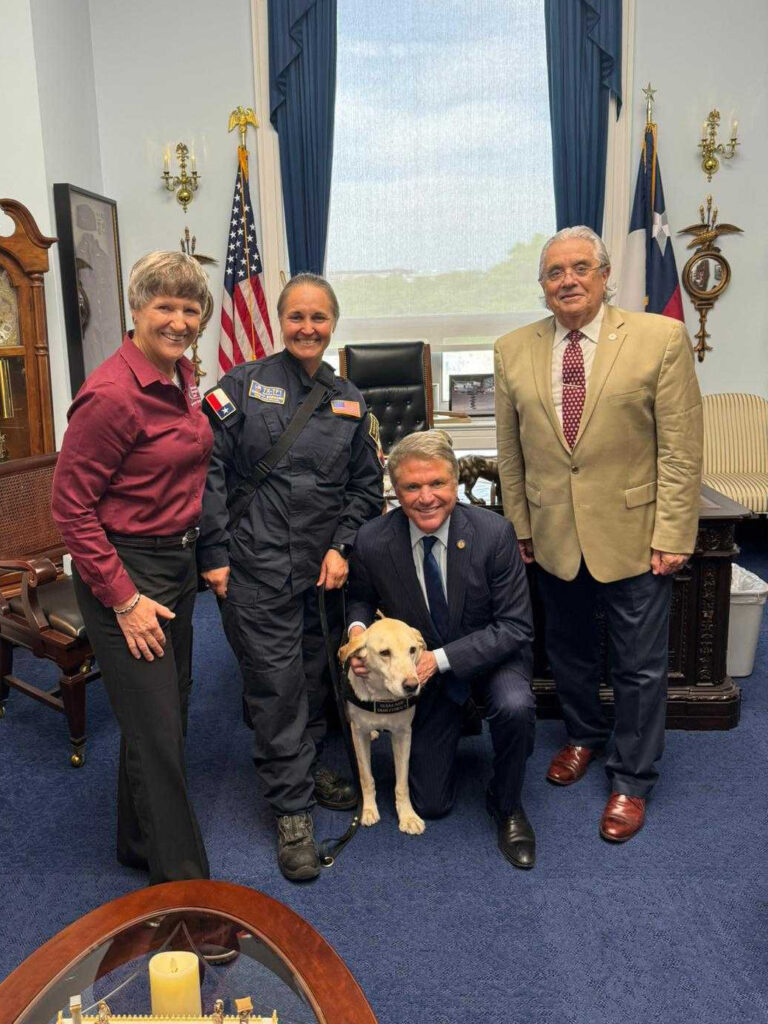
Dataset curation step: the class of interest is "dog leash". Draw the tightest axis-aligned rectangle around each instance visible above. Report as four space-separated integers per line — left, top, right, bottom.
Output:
317 585 363 866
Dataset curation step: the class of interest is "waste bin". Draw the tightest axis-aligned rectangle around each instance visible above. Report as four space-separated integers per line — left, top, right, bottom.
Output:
727 564 768 677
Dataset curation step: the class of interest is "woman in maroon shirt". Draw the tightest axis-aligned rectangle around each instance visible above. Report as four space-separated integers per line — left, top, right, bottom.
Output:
52 251 212 884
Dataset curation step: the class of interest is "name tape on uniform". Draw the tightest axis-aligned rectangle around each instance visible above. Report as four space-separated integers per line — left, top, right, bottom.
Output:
331 399 361 418
205 388 237 420
249 380 286 404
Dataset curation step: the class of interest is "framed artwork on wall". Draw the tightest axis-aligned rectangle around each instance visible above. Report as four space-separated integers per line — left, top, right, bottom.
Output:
53 184 126 397
448 373 495 416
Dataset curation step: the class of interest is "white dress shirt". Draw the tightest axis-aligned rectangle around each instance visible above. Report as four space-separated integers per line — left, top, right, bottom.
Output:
408 517 451 673
551 305 604 425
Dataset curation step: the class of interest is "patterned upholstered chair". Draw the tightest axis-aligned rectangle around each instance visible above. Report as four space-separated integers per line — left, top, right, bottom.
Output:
0 453 99 765
702 393 768 514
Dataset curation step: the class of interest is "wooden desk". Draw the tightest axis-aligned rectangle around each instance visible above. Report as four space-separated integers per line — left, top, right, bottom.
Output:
515 485 750 731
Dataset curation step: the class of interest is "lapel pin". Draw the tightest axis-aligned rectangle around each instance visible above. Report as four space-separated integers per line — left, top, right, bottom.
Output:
608 332 617 340
457 540 466 549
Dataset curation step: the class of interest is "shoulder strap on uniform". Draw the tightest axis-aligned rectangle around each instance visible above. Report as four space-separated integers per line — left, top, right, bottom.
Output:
227 378 328 529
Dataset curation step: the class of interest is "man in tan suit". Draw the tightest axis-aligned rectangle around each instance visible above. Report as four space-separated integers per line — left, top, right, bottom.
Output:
494 225 702 842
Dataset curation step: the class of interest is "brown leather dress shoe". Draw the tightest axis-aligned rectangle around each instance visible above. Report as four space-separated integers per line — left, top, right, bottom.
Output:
599 794 646 842
546 744 597 785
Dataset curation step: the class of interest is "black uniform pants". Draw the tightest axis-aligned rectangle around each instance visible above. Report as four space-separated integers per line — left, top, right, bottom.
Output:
408 664 535 819
221 572 342 816
72 544 209 884
537 561 673 797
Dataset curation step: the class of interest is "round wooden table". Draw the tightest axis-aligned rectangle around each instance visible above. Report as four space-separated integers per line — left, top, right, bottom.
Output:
0 880 378 1024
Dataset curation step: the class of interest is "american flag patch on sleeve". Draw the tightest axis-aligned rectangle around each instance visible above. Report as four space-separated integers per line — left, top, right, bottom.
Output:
331 399 361 418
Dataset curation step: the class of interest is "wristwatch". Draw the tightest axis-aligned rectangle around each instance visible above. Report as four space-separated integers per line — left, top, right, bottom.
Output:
330 542 352 559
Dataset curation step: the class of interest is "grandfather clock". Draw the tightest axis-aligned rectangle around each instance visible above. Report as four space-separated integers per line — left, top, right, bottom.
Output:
0 199 57 459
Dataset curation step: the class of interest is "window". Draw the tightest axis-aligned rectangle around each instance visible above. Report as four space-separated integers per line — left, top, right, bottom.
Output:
326 0 555 416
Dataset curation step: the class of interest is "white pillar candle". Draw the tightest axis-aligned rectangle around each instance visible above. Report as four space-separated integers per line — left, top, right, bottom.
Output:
148 951 202 1017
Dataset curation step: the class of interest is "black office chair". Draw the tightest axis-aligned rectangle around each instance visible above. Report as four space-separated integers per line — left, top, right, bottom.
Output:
339 341 467 453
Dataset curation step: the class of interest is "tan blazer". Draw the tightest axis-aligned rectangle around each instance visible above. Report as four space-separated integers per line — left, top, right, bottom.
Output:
494 304 703 583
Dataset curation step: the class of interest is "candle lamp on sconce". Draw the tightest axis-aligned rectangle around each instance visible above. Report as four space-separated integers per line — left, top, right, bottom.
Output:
162 143 200 212
699 109 739 182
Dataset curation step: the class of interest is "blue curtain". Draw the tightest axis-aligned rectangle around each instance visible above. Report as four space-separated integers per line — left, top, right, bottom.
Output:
545 0 622 232
269 0 337 275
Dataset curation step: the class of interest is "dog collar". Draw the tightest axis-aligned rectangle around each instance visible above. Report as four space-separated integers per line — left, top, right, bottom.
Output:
345 684 419 715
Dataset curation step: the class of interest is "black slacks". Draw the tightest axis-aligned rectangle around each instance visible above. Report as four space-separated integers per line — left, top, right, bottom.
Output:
73 544 209 884
221 572 342 817
408 664 535 818
537 560 673 797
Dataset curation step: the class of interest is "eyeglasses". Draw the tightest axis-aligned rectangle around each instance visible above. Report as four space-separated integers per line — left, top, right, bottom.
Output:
542 262 607 284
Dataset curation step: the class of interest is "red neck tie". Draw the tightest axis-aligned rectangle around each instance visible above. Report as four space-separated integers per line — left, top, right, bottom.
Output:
562 329 585 448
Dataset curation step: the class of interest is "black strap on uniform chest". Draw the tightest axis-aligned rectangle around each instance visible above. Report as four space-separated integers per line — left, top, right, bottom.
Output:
226 379 328 530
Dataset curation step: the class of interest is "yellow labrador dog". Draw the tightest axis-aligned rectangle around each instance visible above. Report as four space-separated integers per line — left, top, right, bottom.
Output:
339 618 427 835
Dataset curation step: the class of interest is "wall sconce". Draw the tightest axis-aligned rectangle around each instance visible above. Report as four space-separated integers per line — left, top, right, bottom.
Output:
161 142 200 212
698 110 739 182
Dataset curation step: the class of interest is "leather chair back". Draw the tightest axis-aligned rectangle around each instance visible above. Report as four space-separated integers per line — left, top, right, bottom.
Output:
339 341 434 453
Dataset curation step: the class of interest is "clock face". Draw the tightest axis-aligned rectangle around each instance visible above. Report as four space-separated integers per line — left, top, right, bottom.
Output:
0 267 20 347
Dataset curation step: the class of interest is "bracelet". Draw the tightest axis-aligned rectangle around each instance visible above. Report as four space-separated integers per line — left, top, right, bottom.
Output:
114 592 141 615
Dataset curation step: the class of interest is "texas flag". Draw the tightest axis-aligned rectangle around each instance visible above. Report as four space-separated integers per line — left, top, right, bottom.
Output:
620 124 684 321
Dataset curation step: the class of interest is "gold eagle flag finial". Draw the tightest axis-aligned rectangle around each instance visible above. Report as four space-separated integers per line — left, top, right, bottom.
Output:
228 106 259 177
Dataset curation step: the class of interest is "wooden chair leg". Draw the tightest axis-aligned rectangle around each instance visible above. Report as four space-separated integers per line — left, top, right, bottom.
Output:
59 672 86 767
0 638 12 718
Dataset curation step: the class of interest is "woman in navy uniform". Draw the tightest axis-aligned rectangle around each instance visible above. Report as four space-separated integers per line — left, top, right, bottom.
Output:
198 273 383 881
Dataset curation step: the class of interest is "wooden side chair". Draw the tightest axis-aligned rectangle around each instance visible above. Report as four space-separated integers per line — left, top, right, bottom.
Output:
0 453 99 765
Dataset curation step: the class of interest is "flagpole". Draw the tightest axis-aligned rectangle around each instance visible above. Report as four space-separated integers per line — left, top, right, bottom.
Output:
641 83 658 209
228 106 260 360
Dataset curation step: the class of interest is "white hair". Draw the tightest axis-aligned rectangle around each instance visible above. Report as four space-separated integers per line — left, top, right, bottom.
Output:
538 226 615 301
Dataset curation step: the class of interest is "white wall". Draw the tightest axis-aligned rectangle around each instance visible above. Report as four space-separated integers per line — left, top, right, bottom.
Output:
632 0 768 396
88 0 258 386
29 0 104 443
0 0 82 446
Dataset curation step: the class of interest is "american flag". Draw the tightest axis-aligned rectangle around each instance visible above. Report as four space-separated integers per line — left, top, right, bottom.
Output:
218 149 275 376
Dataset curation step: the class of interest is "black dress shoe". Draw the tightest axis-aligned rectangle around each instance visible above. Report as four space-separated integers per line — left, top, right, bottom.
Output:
486 792 536 869
312 764 358 811
277 812 320 882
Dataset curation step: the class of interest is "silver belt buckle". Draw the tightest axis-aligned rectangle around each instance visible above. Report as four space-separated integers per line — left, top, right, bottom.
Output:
181 527 200 548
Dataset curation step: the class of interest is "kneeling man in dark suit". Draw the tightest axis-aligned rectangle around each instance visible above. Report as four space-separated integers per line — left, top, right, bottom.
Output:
346 430 537 868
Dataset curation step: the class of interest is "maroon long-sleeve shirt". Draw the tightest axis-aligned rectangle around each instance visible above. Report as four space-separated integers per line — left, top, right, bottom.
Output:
52 335 213 607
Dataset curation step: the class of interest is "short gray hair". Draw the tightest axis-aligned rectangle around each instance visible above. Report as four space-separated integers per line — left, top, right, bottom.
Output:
277 272 340 325
538 225 615 300
387 429 458 485
127 251 209 311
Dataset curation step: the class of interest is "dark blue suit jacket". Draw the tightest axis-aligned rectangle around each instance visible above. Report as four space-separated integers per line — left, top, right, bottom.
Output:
347 503 533 685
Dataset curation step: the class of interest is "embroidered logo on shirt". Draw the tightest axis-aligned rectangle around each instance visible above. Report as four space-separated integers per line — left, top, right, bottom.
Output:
331 399 361 418
205 388 237 420
249 380 286 404
188 384 202 406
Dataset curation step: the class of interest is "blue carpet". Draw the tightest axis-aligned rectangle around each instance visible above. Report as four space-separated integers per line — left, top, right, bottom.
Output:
1 528 767 1023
